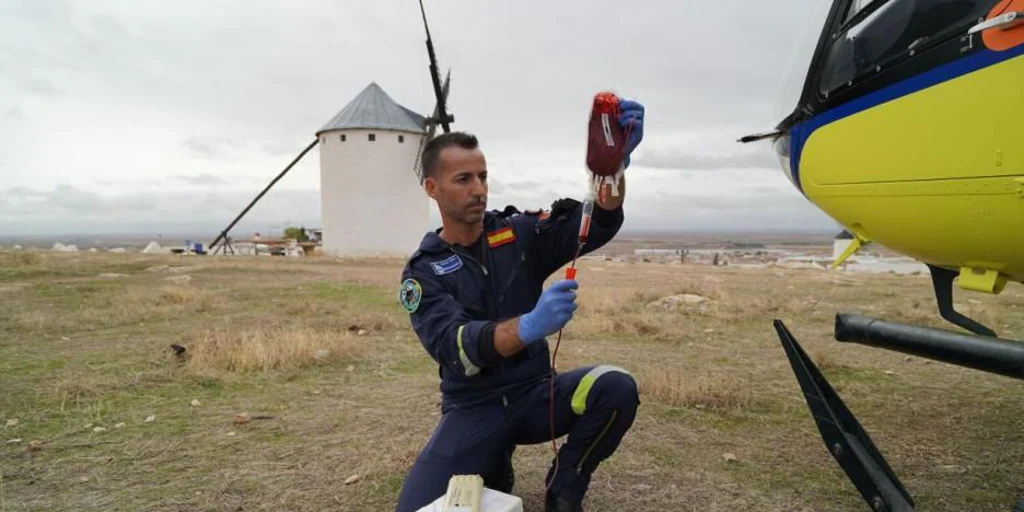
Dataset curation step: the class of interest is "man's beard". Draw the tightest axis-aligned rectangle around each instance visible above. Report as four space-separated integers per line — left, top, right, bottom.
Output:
453 197 486 224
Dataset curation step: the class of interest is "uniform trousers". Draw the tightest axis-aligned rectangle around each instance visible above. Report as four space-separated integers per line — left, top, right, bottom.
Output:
395 365 639 512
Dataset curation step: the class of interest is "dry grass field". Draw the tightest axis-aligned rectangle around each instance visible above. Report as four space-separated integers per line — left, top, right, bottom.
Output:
1 251 1022 511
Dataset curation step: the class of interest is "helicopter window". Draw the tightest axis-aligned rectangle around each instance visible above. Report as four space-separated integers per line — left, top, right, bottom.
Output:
845 0 884 22
818 0 994 95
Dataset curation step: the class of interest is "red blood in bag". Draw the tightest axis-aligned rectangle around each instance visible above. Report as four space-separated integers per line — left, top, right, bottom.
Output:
565 268 577 280
585 92 626 178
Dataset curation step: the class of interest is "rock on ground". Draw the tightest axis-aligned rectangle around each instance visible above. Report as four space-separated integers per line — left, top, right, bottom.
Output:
647 293 710 311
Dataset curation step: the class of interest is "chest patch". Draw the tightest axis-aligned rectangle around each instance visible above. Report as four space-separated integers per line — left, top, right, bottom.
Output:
430 254 463 275
487 226 516 248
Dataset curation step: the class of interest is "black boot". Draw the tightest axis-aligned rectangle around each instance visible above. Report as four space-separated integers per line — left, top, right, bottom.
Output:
545 490 583 512
483 445 515 494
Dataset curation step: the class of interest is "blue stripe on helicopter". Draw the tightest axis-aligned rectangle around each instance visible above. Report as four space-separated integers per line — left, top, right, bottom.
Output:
789 44 1024 195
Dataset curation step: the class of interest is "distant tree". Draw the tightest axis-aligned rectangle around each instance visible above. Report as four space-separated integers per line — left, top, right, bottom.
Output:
283 226 309 242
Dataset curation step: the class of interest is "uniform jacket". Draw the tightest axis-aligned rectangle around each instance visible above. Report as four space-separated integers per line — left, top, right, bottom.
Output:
398 198 624 409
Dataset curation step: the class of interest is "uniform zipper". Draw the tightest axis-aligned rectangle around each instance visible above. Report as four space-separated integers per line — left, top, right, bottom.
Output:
497 252 525 306
479 241 509 408
450 243 508 405
450 247 487 277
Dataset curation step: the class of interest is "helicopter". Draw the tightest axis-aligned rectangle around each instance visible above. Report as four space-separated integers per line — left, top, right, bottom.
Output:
741 0 1024 510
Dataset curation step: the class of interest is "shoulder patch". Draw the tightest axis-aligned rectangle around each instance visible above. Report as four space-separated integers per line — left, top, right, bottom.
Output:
430 254 463 275
398 279 422 313
487 226 516 248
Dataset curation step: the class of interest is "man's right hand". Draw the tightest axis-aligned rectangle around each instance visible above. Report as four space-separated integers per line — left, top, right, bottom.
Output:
517 279 579 344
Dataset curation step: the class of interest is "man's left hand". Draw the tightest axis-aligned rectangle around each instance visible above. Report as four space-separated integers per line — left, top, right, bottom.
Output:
619 99 644 168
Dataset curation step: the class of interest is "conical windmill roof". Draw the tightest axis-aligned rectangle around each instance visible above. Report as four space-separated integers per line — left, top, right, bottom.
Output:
317 82 426 135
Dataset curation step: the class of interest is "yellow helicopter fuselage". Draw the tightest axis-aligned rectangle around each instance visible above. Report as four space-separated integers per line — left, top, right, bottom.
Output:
791 45 1023 294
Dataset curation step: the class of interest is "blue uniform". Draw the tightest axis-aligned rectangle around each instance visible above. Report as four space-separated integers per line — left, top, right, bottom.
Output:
395 198 640 511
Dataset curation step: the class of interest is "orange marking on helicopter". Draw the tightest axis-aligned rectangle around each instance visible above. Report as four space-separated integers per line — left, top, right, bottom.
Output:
982 0 1024 51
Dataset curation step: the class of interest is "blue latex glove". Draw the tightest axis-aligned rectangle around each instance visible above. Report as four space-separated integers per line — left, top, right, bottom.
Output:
518 279 579 345
618 99 645 168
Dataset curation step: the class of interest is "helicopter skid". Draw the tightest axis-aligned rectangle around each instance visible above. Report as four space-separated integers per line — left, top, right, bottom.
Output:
775 315 1024 511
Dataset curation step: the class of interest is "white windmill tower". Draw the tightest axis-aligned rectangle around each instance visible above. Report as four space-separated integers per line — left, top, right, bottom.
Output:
315 0 452 258
315 83 433 257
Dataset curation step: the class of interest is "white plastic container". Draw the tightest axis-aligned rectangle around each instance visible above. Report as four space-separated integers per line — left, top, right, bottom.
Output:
416 487 523 512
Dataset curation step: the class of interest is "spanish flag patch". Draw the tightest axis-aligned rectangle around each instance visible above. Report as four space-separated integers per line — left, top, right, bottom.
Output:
487 226 516 248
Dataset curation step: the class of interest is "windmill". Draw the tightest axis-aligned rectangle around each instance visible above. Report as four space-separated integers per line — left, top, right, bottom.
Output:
207 0 455 255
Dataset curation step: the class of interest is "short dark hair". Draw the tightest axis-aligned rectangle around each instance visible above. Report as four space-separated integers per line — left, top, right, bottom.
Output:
420 131 478 180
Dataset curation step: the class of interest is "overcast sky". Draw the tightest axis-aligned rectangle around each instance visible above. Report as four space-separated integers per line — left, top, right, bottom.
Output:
0 0 840 237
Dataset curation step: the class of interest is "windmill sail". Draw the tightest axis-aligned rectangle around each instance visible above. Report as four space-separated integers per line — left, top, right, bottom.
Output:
413 0 454 183
413 70 451 183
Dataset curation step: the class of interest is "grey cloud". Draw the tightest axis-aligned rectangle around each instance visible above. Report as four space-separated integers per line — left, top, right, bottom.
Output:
48 185 103 210
106 193 158 211
635 149 779 171
1 0 138 92
183 137 239 159
487 178 507 195
751 185 787 194
258 140 303 156
93 178 164 188
485 176 836 232
88 14 128 39
506 180 550 191
3 185 103 212
16 0 68 24
486 178 575 199
5 186 45 199
2 0 824 146
0 172 838 236
171 173 229 186
0 184 321 236
1 0 842 235
624 191 838 232
3 107 25 121
23 77 59 97
183 137 304 160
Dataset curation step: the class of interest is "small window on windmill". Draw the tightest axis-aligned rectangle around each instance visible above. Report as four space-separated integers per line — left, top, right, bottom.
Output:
368 133 376 142
398 135 405 143
340 134 346 142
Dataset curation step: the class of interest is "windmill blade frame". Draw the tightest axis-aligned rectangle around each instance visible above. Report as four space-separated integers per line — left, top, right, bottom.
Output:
413 69 451 183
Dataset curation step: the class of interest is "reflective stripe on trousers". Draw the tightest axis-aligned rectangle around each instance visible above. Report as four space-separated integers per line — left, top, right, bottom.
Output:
571 365 632 415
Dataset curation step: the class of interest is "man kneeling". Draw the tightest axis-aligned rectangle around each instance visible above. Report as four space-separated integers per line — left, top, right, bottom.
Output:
395 102 644 512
